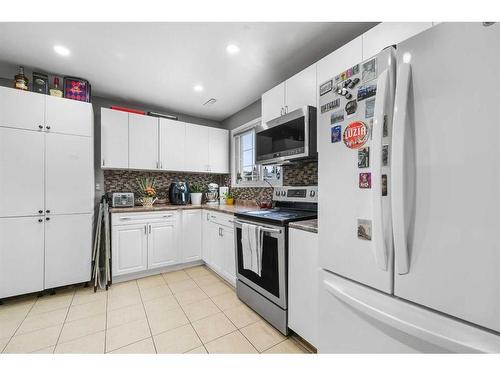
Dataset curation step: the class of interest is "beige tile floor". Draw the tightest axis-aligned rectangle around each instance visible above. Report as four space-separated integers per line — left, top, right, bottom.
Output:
0 265 312 354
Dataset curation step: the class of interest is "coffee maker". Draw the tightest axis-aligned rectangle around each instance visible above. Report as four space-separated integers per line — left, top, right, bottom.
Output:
169 181 190 205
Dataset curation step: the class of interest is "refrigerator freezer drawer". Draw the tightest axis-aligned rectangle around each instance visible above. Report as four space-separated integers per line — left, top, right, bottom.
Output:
318 270 500 353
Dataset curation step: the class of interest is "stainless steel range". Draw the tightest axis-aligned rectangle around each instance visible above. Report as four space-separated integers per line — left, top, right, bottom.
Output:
233 186 318 335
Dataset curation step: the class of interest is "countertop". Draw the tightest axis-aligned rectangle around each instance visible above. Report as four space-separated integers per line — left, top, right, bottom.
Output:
109 203 259 215
289 219 318 234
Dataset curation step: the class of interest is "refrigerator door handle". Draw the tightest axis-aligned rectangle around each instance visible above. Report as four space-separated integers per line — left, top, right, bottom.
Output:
391 61 412 275
323 278 493 353
372 69 389 271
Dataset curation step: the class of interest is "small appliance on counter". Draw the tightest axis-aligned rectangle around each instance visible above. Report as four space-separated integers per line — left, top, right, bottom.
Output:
219 186 229 205
169 181 190 205
111 192 134 208
205 183 219 205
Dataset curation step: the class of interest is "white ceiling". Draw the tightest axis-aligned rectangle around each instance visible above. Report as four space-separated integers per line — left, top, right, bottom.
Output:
0 22 376 121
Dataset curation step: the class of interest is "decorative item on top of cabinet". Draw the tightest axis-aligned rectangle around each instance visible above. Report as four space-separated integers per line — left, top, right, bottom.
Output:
32 72 49 94
189 183 204 205
49 77 63 97
63 76 91 102
13 66 29 91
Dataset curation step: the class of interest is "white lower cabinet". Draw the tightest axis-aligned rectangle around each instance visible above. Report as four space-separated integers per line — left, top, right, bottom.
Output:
182 210 202 263
202 210 236 286
112 223 148 277
0 217 45 299
288 228 318 347
148 221 178 269
45 214 92 289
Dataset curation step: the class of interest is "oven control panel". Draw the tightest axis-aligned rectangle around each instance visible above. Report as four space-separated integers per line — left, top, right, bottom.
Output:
273 186 318 203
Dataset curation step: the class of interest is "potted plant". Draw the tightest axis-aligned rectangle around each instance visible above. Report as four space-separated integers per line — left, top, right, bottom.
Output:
224 191 234 205
190 183 203 205
136 177 157 208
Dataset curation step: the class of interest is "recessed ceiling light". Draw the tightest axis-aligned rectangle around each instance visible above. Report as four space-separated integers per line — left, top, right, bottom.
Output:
226 44 240 55
53 45 70 56
193 84 204 92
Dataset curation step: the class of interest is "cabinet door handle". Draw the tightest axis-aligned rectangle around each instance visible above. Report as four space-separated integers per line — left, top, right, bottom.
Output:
38 125 43 129
102 159 105 167
46 210 50 213
280 107 283 116
144 225 147 234
149 224 151 234
38 218 43 223
285 105 288 113
45 217 50 221
46 125 51 130
38 210 43 214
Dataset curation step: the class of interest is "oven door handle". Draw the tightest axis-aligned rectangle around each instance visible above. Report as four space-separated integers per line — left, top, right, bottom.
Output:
233 220 282 234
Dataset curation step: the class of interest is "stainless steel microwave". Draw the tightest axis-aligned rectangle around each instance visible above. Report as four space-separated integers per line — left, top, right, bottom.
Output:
255 106 317 165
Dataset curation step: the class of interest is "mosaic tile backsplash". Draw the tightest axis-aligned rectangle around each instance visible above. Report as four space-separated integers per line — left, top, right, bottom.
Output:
103 160 317 204
104 170 230 203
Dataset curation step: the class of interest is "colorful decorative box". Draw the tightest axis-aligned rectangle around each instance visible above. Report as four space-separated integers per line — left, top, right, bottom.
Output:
63 76 91 102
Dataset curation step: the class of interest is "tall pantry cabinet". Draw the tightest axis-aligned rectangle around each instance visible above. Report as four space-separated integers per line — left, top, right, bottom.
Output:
0 86 94 299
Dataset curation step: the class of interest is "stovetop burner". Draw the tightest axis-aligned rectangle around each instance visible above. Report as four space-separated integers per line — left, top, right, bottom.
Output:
236 186 318 225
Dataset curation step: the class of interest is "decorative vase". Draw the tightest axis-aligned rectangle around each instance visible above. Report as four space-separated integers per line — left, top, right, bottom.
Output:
190 193 203 205
226 198 234 205
140 197 157 208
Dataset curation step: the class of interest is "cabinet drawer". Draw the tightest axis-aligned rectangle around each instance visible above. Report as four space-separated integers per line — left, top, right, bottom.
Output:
112 211 179 226
206 210 234 228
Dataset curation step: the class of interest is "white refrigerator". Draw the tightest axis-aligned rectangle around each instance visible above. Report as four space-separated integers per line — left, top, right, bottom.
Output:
318 22 500 353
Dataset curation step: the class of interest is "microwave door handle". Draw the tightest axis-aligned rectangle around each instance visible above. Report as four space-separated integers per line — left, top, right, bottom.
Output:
371 68 390 271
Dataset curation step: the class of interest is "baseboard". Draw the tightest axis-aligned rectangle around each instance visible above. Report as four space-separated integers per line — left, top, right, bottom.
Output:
112 260 204 284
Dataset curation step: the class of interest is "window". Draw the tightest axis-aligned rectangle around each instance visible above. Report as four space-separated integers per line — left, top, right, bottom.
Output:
232 118 282 187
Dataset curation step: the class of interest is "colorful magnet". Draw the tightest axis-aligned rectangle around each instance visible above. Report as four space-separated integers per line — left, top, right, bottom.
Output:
352 64 360 75
359 172 371 189
382 175 388 196
383 115 388 137
345 100 357 116
357 84 377 101
343 121 369 149
348 78 360 89
321 98 340 113
362 58 377 82
340 71 348 81
330 110 345 124
320 80 333 96
357 219 372 241
365 98 375 118
382 145 389 166
358 147 370 168
331 125 342 143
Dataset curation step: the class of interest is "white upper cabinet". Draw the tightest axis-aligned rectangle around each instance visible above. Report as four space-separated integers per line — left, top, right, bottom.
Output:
159 118 186 171
45 96 93 137
317 35 363 85
0 128 44 217
128 113 159 170
208 127 229 173
284 64 317 113
101 108 129 169
261 82 286 124
100 108 228 173
0 86 45 131
45 133 93 215
362 22 433 59
185 123 210 172
261 64 317 124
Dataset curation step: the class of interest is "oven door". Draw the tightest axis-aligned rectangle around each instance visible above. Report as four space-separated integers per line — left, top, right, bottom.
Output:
234 219 287 309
